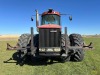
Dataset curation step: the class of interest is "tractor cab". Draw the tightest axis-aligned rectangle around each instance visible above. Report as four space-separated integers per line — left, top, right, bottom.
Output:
41 9 60 25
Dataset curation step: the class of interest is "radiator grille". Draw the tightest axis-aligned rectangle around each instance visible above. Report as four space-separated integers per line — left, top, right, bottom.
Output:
39 28 61 47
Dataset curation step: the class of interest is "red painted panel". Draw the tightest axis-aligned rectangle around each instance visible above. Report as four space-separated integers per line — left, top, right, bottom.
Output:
38 24 61 28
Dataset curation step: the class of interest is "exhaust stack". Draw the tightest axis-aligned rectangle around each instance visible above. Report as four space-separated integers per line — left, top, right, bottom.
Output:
35 10 39 27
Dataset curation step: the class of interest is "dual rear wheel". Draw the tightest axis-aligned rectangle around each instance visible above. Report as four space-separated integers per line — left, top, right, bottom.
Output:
61 34 84 62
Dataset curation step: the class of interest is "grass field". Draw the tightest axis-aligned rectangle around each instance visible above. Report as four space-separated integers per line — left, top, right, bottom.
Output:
0 37 100 75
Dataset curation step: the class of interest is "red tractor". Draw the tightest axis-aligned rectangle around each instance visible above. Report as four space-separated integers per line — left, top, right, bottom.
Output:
7 9 93 65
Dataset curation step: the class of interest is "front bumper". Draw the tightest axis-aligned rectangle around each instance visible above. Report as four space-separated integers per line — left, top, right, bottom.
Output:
39 52 60 57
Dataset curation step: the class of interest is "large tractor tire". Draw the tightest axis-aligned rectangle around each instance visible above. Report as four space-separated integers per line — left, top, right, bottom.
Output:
61 34 70 47
18 34 31 48
33 34 39 47
17 34 39 65
69 34 84 61
18 34 39 55
28 34 39 62
17 34 31 65
60 34 70 62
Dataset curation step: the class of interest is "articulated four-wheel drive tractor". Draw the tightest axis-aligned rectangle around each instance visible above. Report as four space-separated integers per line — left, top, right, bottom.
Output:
7 9 93 65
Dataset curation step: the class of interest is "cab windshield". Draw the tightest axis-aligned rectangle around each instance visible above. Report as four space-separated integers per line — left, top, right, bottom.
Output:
41 14 60 25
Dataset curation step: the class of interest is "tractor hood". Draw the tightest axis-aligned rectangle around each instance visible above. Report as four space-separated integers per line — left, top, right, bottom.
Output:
38 24 61 28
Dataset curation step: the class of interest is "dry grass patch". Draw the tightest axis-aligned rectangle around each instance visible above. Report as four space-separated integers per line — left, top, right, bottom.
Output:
0 35 19 41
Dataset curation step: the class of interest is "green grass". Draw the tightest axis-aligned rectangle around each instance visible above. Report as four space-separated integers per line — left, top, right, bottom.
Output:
0 38 100 75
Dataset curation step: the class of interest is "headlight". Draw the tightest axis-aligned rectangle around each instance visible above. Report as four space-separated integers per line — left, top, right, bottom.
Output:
47 48 53 51
54 48 61 52
39 48 45 51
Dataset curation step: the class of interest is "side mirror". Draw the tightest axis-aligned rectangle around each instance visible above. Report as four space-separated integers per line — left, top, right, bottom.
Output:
31 17 33 21
69 16 72 21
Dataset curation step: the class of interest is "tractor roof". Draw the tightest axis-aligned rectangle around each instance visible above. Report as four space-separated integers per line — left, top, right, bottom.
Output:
42 9 60 16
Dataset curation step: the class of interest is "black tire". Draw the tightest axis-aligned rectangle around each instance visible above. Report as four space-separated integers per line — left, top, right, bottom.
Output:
69 34 84 61
70 48 84 61
17 34 39 64
29 34 39 62
60 34 70 62
17 34 31 64
61 34 70 47
69 34 84 47
18 34 31 47
33 34 39 47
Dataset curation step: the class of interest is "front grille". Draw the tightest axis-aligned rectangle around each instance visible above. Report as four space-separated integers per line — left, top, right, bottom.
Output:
39 28 61 47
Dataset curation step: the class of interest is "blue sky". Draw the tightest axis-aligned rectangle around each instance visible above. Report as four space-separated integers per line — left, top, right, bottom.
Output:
0 0 100 35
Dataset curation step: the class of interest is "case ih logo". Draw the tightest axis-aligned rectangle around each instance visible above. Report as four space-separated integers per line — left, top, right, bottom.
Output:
50 30 57 32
